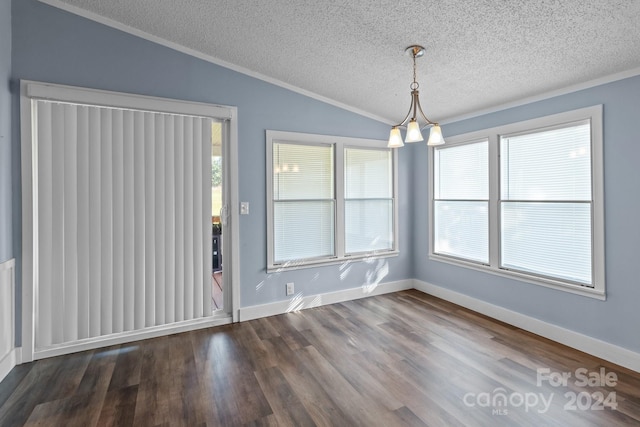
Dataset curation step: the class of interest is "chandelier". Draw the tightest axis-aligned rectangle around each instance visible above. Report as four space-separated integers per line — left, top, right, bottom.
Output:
388 45 445 148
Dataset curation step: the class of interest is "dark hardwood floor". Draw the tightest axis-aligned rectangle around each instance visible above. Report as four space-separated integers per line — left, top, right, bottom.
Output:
1 290 639 426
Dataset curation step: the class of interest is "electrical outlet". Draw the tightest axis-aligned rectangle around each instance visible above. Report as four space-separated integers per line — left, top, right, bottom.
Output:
286 282 294 296
240 202 249 215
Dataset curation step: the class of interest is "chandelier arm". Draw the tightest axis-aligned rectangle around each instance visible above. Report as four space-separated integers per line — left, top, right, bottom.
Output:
391 95 416 128
414 94 437 127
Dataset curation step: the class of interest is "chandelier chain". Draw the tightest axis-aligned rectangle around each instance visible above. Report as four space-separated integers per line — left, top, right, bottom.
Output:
411 52 419 90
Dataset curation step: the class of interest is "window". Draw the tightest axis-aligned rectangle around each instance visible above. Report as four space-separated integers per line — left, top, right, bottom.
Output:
433 140 489 263
501 122 592 285
344 147 394 254
430 106 604 298
267 131 397 270
272 142 335 262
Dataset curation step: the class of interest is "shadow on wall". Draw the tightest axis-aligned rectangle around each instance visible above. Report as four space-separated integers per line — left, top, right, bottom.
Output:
254 257 390 313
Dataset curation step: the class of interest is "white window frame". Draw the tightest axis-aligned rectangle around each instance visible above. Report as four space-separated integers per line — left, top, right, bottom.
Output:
428 105 605 299
266 130 399 272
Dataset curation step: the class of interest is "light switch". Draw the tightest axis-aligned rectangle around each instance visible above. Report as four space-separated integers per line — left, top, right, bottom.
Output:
240 202 249 215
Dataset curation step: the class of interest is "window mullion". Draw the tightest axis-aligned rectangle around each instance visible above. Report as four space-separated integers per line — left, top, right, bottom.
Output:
392 147 399 253
488 134 500 268
335 142 345 258
428 146 435 256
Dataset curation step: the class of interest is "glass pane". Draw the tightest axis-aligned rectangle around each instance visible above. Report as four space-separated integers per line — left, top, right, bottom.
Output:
501 202 592 285
274 200 334 262
345 148 391 198
501 123 591 201
273 142 334 200
434 201 488 263
434 140 488 200
345 200 393 253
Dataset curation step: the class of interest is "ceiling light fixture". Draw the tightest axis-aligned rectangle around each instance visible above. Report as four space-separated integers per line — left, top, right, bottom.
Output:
388 45 445 148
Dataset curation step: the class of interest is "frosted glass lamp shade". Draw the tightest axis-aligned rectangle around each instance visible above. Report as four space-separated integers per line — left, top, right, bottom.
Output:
427 124 445 146
387 127 404 148
405 119 424 143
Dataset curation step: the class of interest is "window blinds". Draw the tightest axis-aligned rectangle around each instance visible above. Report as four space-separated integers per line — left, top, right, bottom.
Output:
272 142 335 263
433 140 489 263
500 122 592 285
344 148 393 254
33 100 213 349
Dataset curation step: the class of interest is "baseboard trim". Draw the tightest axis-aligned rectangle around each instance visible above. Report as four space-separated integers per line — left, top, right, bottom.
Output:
413 279 640 373
0 258 15 272
0 258 16 383
239 279 413 322
0 347 21 384
32 315 232 360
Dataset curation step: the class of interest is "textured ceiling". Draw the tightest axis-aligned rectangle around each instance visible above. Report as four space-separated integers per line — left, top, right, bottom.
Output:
43 0 640 124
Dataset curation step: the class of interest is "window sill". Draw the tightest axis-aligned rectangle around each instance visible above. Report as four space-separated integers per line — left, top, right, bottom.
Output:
428 253 606 300
267 250 400 273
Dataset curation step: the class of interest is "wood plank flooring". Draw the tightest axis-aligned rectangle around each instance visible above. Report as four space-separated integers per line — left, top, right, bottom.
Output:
1 290 639 426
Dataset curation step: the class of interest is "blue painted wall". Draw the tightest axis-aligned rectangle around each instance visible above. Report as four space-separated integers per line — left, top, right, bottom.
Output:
412 74 640 353
0 0 12 263
9 0 413 335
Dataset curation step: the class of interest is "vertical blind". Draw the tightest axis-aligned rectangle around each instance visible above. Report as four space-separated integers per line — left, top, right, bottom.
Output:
500 122 592 285
344 148 393 254
272 142 335 263
34 100 213 349
433 140 489 263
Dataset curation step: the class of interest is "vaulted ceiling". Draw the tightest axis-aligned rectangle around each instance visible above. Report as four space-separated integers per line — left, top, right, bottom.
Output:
42 0 640 123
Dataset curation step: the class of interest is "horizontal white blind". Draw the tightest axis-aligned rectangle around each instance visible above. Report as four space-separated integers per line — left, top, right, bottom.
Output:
273 143 334 200
434 201 488 263
433 140 489 263
272 142 335 263
435 140 488 200
501 122 591 200
501 202 591 284
273 201 335 262
344 148 391 199
34 100 213 349
500 122 593 285
344 148 393 253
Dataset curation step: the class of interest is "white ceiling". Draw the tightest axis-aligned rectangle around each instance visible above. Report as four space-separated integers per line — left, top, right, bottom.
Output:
44 0 640 124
